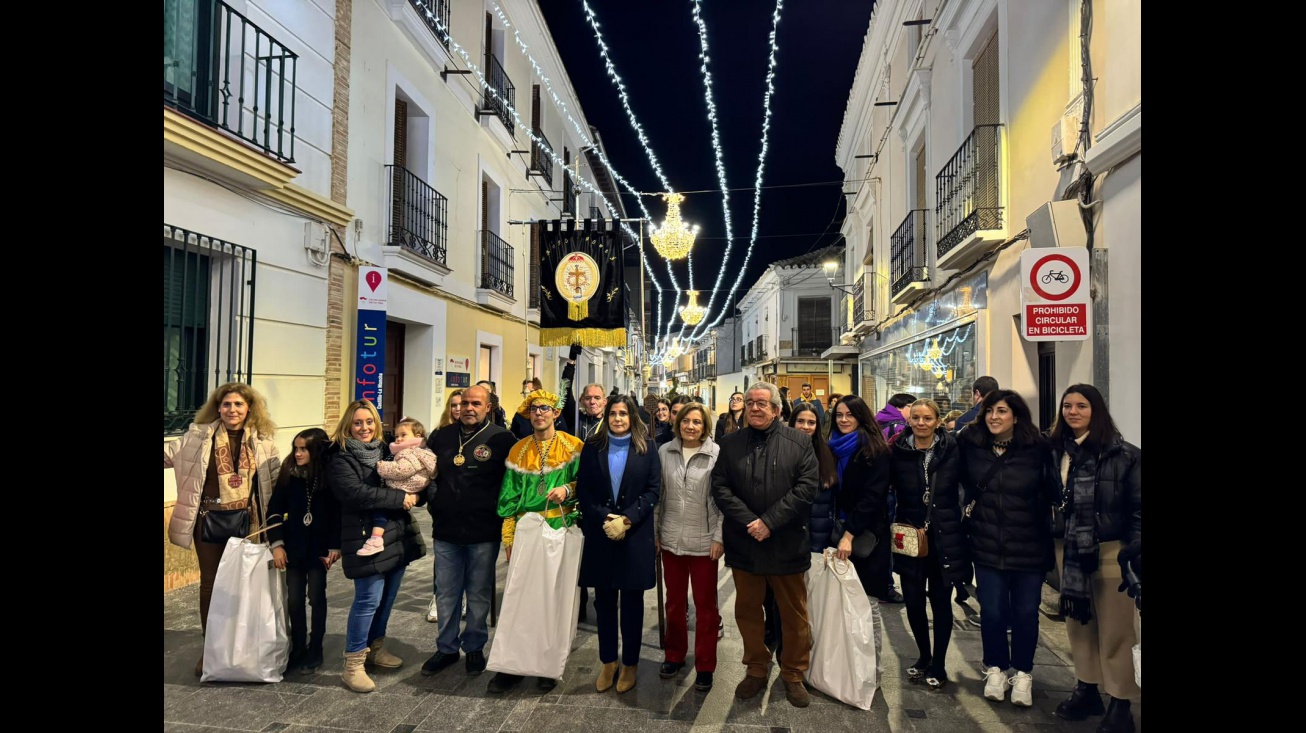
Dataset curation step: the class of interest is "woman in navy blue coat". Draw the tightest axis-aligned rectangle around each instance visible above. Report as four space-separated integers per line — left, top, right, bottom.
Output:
576 395 661 695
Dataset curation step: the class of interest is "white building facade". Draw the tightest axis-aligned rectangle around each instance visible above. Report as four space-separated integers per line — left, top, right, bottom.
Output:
835 0 1140 436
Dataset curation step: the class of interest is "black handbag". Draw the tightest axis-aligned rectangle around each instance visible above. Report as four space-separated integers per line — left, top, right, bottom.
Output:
830 518 877 558
199 502 251 544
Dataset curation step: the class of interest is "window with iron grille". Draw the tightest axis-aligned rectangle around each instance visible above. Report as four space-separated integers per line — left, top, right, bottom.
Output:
797 297 832 354
163 224 257 434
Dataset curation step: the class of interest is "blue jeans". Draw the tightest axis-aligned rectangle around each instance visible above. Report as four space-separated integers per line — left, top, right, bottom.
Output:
346 564 407 653
974 565 1044 673
434 540 498 654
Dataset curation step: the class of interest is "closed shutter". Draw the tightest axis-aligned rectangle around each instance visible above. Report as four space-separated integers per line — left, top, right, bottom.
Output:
915 146 927 210
529 224 540 308
485 13 493 64
798 297 832 351
973 32 999 125
392 99 408 234
532 84 542 132
972 32 1000 220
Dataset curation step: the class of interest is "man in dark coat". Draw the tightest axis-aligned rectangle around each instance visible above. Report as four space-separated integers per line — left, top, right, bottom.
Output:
711 382 819 708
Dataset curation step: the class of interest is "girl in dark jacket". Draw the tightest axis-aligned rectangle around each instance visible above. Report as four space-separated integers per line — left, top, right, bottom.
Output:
576 396 661 695
715 392 745 442
789 403 840 553
327 399 426 693
959 390 1057 708
828 395 891 595
889 399 967 691
1048 385 1141 733
268 427 341 676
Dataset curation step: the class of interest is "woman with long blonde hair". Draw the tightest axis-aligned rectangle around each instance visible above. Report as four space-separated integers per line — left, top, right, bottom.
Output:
438 389 465 429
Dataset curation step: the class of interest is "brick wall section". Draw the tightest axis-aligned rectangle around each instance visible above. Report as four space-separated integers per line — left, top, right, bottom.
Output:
325 0 353 429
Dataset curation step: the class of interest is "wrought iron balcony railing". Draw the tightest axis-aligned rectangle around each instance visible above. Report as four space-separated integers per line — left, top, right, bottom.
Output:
409 0 451 50
936 124 1003 258
479 230 515 298
851 279 865 328
791 327 839 357
891 209 929 296
482 53 515 135
387 164 448 265
531 130 554 188
164 0 298 163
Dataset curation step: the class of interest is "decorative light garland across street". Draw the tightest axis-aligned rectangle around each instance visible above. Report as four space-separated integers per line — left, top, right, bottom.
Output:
576 0 698 346
488 0 675 347
690 0 786 342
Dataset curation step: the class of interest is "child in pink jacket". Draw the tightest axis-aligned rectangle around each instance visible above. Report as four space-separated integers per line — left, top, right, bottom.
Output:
358 418 437 556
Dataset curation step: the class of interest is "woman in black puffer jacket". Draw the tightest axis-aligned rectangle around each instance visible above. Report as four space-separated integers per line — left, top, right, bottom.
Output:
958 390 1058 708
1047 385 1141 733
889 399 967 691
326 399 427 693
789 403 840 553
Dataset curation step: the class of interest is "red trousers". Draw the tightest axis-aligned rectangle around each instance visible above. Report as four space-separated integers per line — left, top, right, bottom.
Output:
661 551 720 672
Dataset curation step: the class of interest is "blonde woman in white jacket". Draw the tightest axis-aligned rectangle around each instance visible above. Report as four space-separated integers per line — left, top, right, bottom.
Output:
164 382 281 677
655 402 723 692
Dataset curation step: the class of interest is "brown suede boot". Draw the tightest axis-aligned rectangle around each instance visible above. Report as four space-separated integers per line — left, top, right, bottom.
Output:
342 650 376 693
596 661 620 692
616 664 638 693
365 637 403 668
784 679 810 708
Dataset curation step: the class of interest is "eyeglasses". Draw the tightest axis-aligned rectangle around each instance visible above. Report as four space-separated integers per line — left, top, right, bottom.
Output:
744 400 772 409
528 404 554 414
730 396 744 402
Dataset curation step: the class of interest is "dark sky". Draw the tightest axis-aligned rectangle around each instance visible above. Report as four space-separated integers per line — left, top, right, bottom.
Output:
537 0 875 334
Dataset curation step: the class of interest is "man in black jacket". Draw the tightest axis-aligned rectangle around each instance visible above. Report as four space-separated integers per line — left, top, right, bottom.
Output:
711 382 819 708
420 385 517 678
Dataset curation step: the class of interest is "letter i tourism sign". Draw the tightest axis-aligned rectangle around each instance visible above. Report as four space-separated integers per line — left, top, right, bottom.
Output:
355 267 387 414
1020 248 1090 342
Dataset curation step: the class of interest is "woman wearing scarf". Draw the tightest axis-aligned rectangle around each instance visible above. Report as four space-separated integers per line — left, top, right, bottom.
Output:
165 383 281 677
1049 385 1141 733
888 399 968 691
576 396 661 694
958 390 1057 708
828 395 892 596
327 399 426 693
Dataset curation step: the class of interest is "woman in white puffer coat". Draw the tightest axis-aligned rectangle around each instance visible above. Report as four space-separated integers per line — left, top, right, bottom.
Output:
164 382 281 677
655 402 723 693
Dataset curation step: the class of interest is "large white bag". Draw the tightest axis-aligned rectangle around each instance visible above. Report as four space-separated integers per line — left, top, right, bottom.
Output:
201 537 289 683
486 513 585 680
804 549 879 710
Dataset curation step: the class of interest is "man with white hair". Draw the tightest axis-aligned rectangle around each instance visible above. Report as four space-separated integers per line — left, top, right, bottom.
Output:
711 382 819 708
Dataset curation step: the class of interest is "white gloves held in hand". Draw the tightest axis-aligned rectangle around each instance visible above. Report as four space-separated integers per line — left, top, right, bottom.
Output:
603 514 629 541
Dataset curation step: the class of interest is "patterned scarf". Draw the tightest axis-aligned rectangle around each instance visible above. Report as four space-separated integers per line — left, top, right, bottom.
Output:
345 437 384 468
1060 432 1099 624
213 427 254 504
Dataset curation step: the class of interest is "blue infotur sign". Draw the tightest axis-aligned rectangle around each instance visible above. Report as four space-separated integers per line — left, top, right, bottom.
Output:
355 267 387 416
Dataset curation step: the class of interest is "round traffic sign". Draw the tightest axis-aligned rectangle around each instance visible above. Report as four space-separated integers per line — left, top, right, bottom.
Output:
1028 253 1081 301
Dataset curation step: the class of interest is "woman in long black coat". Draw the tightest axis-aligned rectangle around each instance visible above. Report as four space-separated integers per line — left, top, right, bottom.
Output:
889 399 968 691
576 396 661 695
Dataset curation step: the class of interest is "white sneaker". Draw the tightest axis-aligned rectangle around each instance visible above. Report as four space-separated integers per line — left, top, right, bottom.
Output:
1010 671 1034 707
426 595 439 623
983 666 1009 701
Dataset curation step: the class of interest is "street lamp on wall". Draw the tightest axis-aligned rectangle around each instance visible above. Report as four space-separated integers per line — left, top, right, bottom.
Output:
823 261 856 294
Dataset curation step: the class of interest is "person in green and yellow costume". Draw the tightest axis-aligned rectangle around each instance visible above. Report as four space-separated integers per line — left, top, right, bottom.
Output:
486 387 585 694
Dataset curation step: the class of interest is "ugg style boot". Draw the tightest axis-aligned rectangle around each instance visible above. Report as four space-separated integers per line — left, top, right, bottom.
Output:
366 637 403 668
342 650 375 693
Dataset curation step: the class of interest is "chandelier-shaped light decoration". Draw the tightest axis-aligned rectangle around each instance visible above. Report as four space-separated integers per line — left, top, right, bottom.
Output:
679 290 706 325
650 193 699 261
665 337 685 360
662 356 676 369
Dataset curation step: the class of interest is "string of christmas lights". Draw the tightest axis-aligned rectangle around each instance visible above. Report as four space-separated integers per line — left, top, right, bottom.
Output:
408 1 667 349
690 0 785 341
489 1 677 348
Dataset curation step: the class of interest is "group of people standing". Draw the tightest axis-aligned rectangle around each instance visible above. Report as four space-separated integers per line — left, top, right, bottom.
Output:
165 366 1139 732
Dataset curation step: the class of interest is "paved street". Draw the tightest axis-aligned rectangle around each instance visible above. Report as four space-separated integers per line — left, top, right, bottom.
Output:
164 513 1142 733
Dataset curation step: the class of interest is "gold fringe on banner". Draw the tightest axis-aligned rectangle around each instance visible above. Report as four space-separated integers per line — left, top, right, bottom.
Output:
539 327 628 348
567 301 589 321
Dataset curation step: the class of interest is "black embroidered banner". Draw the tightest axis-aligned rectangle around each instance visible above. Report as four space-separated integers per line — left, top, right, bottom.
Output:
538 219 627 347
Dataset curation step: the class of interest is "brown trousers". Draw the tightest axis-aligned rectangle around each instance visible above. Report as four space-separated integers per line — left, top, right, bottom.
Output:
1057 540 1141 701
193 522 230 633
732 568 811 682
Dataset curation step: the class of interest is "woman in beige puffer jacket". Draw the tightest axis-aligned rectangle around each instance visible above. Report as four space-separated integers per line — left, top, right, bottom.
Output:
655 403 723 692
164 382 280 676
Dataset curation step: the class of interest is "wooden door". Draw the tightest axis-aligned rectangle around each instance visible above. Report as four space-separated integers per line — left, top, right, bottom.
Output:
383 320 406 439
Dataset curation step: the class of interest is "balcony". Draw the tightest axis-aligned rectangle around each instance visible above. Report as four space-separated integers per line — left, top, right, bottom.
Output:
790 327 838 358
164 0 298 164
409 0 449 49
479 53 515 137
935 124 1004 269
477 230 516 309
891 209 930 304
530 130 554 188
383 164 450 285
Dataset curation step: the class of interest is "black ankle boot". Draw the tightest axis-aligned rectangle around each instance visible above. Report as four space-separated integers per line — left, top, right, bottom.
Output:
1055 681 1105 720
1096 697 1134 733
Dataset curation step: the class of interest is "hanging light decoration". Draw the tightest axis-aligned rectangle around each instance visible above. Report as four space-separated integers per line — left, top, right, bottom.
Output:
679 290 706 325
666 337 685 360
662 356 676 369
650 193 699 261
